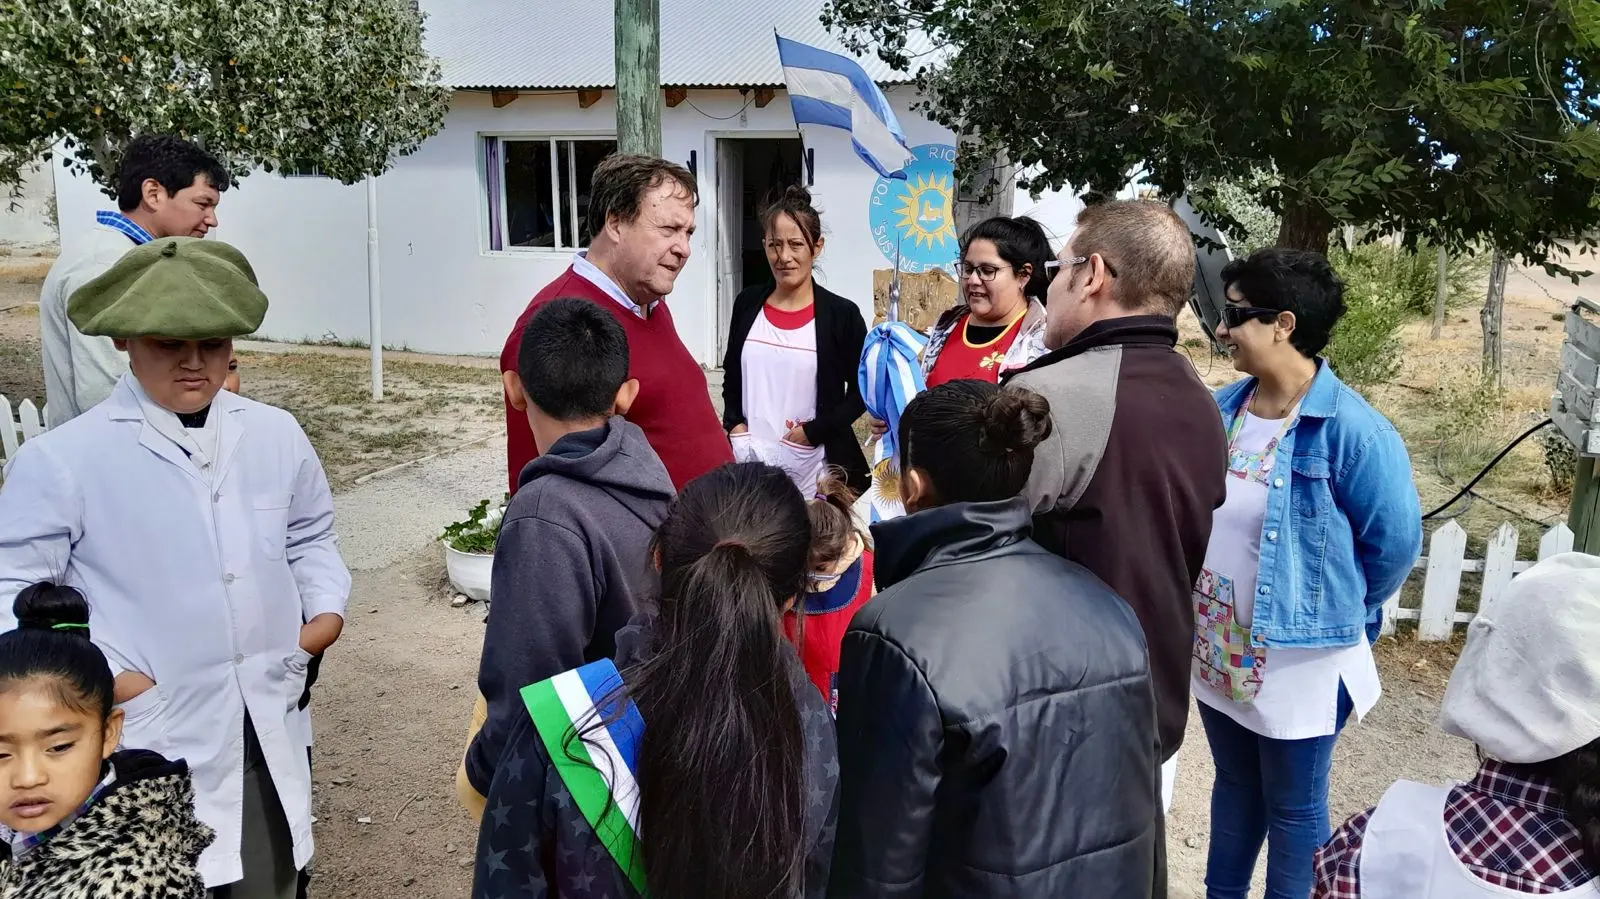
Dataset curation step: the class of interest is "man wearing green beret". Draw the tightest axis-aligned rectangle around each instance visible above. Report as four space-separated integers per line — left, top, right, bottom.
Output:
0 237 350 899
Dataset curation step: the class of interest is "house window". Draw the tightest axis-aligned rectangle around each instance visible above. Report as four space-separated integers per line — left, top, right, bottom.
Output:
484 136 617 252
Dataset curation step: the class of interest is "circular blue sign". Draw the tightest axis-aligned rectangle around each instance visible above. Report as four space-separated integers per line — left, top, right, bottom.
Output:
869 143 958 273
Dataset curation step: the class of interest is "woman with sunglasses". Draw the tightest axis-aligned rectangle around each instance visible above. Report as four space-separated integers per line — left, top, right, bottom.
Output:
1195 248 1422 899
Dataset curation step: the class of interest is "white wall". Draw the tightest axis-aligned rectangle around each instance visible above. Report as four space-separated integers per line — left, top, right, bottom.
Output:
54 151 370 346
0 158 60 248
52 87 954 362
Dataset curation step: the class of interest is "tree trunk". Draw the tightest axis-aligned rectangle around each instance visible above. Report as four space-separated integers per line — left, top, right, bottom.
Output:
1430 245 1448 340
1481 249 1508 385
1275 201 1334 254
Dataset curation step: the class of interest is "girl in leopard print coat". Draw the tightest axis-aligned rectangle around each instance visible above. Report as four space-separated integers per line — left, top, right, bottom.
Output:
0 583 213 899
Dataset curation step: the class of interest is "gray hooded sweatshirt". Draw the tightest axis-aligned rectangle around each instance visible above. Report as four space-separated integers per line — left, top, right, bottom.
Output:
465 415 675 794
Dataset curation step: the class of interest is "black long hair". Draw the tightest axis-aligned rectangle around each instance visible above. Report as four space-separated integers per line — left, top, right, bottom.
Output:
0 583 114 721
610 462 813 899
1532 737 1600 877
960 215 1054 301
899 380 1054 505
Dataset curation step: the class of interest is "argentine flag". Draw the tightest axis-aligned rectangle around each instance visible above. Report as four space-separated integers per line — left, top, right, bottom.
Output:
775 34 915 179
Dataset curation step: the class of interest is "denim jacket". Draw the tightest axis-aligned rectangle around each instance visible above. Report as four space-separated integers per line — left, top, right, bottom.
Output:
1213 361 1423 648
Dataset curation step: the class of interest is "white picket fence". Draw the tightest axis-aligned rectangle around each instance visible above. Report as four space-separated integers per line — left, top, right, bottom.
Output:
2 393 46 471
1381 520 1576 641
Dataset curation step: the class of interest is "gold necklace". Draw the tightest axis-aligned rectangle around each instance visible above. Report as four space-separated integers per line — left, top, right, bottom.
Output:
1252 372 1316 420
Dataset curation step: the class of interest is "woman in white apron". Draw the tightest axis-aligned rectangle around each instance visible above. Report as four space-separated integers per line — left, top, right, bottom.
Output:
721 186 870 496
1313 552 1600 898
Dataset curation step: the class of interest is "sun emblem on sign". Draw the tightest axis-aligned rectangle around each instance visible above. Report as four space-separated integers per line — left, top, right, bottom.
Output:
893 173 956 252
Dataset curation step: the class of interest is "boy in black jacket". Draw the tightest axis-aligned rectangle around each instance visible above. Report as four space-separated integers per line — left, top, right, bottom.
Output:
457 298 676 817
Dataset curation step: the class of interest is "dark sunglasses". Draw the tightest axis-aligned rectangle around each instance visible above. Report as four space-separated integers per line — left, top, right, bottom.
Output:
1221 305 1282 329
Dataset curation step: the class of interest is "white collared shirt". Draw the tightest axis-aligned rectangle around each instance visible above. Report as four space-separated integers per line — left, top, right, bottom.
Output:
125 376 221 480
572 251 660 318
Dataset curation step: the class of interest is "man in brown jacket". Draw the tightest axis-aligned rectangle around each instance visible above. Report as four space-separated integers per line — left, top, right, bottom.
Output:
1007 200 1227 884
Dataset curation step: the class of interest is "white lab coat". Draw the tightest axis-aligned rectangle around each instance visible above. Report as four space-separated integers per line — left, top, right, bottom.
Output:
0 375 350 888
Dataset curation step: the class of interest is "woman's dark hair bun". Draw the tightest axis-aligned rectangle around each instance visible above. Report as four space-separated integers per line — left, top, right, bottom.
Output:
979 387 1053 455
781 184 813 206
14 582 92 638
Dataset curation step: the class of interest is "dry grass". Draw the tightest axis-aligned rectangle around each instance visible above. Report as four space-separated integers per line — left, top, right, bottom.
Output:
0 259 52 284
236 350 502 488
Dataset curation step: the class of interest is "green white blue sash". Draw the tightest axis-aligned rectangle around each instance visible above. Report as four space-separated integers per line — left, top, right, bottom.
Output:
520 659 648 895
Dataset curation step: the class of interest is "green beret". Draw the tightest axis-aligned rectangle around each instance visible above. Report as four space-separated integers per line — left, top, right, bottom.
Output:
69 237 268 340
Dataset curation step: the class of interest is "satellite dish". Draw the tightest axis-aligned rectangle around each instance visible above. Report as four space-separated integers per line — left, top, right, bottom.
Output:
1172 195 1232 350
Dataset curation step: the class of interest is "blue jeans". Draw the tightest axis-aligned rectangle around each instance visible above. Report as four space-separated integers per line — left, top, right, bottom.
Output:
1198 689 1352 899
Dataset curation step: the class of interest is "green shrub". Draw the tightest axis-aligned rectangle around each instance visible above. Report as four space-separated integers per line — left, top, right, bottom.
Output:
1324 281 1405 387
1204 176 1281 256
1540 426 1578 495
1328 240 1487 318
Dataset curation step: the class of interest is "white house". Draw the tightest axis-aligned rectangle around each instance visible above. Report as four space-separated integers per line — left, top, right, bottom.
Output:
53 0 963 365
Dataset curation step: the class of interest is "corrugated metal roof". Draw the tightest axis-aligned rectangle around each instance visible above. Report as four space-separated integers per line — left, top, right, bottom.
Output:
415 0 931 89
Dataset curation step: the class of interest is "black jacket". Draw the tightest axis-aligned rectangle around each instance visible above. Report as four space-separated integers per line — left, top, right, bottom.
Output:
829 498 1160 899
721 281 870 492
472 621 839 899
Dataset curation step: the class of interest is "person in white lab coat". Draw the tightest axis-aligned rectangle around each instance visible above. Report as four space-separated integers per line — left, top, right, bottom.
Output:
39 135 229 428
0 237 349 899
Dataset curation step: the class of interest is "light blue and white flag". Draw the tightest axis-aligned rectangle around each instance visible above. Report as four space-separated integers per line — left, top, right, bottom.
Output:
775 33 915 179
859 320 928 522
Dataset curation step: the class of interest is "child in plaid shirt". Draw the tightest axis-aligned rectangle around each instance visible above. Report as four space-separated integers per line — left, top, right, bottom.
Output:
1313 553 1600 898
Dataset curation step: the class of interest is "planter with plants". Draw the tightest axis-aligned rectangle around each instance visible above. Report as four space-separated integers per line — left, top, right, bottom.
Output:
440 496 507 603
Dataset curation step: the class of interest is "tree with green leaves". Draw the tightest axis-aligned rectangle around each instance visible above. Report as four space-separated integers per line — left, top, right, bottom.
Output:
0 0 450 197
823 0 1600 265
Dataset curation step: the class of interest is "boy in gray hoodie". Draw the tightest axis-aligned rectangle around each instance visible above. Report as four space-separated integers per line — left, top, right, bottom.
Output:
458 297 676 815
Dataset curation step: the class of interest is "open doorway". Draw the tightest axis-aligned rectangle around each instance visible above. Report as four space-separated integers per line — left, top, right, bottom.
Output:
714 136 805 361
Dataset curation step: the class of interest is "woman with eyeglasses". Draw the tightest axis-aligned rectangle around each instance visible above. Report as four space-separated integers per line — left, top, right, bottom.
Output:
866 216 1053 447
1195 248 1422 899
722 186 871 494
923 216 1052 387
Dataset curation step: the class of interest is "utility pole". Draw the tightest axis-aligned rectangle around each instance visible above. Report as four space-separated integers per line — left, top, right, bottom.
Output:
615 0 661 156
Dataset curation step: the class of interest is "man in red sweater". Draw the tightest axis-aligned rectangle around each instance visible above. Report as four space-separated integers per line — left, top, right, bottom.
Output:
500 155 733 492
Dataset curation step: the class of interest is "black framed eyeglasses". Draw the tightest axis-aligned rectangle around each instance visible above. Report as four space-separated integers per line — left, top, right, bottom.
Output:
953 261 1016 282
1046 254 1120 281
1221 305 1282 329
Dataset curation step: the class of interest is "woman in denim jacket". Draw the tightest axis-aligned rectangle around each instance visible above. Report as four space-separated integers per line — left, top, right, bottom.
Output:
1194 248 1423 899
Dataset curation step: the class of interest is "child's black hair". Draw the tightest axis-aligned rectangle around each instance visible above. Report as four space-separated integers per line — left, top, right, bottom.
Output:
0 583 115 721
899 381 1054 504
517 297 631 421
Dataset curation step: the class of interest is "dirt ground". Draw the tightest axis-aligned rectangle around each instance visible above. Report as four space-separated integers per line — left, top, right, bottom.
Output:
0 253 1592 897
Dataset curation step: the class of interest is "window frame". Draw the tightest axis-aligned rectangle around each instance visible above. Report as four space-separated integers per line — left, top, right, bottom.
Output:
481 131 617 255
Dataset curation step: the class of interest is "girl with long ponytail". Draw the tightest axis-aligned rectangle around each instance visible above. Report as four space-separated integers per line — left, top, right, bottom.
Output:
1314 552 1600 898
472 461 836 899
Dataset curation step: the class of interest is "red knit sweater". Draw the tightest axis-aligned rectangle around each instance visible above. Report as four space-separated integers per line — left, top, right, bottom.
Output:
500 268 733 493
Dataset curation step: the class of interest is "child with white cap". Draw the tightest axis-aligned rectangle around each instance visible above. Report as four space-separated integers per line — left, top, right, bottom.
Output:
1313 551 1600 898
